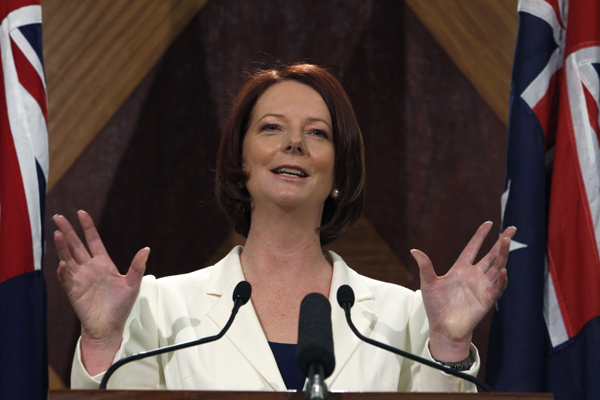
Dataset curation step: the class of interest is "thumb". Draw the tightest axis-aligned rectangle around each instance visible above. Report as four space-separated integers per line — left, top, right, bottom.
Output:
126 247 150 286
411 249 437 286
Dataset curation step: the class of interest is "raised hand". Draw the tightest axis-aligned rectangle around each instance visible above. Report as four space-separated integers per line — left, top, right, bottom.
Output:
411 221 516 362
53 210 150 374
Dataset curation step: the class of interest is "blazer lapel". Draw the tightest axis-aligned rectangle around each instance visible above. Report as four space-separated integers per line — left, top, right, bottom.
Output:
325 251 377 387
205 247 286 391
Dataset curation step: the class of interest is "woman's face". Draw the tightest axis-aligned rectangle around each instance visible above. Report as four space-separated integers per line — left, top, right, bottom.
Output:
242 80 335 212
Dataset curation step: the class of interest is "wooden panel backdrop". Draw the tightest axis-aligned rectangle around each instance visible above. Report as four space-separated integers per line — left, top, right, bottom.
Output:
42 0 518 389
43 0 209 189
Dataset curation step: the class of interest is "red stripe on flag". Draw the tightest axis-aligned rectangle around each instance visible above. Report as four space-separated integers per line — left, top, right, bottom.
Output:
532 70 560 150
545 0 566 30
0 0 41 22
10 36 47 124
564 2 600 51
547 73 600 338
0 44 35 284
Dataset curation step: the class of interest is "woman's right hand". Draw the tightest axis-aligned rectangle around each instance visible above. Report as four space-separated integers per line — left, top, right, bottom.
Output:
53 210 150 375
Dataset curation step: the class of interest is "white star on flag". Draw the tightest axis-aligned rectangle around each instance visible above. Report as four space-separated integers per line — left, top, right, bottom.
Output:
502 180 527 252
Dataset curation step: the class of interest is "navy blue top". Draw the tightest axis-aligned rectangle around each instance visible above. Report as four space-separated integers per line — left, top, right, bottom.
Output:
268 341 306 391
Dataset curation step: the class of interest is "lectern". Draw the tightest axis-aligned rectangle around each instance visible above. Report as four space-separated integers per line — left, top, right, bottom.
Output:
49 390 553 400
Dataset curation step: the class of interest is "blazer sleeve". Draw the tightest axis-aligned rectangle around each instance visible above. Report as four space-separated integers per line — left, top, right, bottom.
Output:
71 275 165 389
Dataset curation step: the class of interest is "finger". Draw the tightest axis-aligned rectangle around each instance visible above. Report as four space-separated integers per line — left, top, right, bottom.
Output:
56 260 72 288
411 249 437 287
489 266 508 300
53 214 91 264
53 229 76 265
479 226 517 273
126 247 150 288
485 235 512 278
78 210 108 257
490 226 517 255
457 221 494 265
502 225 517 238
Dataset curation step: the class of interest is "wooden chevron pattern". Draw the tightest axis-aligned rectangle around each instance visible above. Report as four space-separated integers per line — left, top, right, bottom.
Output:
42 0 208 189
405 0 518 123
43 0 517 189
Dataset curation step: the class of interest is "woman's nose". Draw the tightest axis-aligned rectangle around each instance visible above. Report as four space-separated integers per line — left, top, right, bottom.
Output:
282 131 308 155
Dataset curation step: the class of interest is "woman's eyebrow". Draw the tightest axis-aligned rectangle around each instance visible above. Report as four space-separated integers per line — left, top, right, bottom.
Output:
255 114 332 131
305 117 332 131
256 113 285 124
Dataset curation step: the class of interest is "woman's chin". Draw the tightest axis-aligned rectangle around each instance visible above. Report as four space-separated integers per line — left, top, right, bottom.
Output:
265 196 323 211
273 197 307 209
249 188 329 212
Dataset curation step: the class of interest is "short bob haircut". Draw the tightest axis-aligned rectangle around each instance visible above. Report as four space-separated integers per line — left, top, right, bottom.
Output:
216 63 365 245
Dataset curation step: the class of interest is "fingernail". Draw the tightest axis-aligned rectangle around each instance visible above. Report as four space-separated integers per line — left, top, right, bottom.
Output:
53 230 59 236
144 247 151 252
77 209 85 214
52 214 61 220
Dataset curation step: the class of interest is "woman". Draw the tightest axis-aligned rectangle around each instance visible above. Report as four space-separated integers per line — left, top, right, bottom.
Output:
54 64 515 392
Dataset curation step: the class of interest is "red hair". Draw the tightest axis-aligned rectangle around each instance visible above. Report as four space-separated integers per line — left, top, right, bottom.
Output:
216 64 365 245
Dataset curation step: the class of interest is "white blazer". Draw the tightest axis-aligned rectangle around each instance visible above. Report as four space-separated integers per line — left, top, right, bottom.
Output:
71 246 479 392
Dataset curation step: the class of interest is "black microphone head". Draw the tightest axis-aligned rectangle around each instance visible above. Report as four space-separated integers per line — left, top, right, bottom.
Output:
296 293 335 379
336 285 355 309
232 281 252 305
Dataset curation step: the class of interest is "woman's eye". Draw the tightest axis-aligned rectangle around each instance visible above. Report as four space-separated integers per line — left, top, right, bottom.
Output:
310 129 328 138
262 124 279 131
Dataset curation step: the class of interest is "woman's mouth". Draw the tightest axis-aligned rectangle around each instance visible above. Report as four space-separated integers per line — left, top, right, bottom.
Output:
272 166 308 178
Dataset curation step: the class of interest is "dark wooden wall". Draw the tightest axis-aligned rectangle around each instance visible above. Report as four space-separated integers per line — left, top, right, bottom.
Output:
44 0 507 387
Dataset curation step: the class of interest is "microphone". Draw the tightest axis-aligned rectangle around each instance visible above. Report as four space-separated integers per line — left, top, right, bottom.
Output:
99 280 252 389
336 285 493 393
297 293 335 400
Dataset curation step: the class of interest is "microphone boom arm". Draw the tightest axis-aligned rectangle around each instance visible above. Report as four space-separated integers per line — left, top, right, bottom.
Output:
340 303 493 393
100 281 251 390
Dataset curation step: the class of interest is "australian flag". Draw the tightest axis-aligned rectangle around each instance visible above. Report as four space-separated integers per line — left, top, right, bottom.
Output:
0 0 48 398
487 1 600 399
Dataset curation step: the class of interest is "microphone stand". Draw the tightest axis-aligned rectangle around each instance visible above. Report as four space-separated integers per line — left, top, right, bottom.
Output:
100 281 251 389
306 363 327 400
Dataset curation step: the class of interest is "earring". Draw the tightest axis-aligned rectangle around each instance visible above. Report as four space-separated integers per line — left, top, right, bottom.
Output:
331 188 340 199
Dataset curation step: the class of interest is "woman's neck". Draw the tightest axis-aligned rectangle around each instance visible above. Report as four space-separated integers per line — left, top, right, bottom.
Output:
238 204 333 343
240 204 331 287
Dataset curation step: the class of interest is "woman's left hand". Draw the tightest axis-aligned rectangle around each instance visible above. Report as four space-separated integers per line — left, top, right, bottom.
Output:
411 221 516 362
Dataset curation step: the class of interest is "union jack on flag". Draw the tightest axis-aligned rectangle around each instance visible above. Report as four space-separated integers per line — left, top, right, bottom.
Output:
0 0 48 398
487 0 600 399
